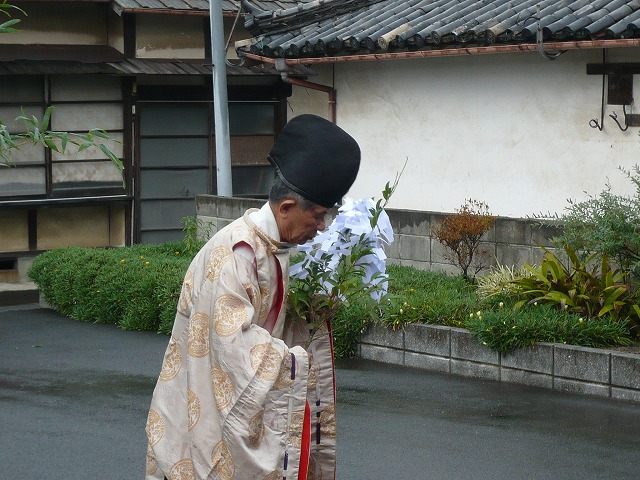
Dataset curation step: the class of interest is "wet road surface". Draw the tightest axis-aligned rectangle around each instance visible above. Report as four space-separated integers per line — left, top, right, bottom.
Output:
1 306 639 480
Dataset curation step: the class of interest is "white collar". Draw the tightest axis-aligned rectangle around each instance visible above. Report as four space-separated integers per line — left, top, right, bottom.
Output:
249 202 281 242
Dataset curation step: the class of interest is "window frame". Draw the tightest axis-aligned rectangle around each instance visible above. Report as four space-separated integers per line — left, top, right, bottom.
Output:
0 74 128 202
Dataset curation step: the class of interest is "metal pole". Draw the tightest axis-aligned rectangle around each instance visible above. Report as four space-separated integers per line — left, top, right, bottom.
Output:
209 0 233 196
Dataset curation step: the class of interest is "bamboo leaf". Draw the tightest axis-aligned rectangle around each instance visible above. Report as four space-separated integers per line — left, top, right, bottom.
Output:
60 132 68 152
90 129 110 140
41 106 52 131
43 138 59 152
0 17 20 29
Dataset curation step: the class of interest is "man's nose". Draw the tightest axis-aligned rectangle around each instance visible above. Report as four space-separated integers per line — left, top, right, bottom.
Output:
317 219 326 232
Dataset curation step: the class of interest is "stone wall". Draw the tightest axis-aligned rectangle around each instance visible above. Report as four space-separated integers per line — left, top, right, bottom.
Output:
360 323 640 404
195 195 563 271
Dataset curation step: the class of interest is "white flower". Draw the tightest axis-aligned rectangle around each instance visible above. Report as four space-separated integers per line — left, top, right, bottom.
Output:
291 197 394 302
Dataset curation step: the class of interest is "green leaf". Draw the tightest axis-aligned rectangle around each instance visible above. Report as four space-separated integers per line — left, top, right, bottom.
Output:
60 132 68 152
600 286 627 306
543 291 575 307
43 138 60 152
522 263 552 286
90 129 111 140
41 106 52 131
0 18 20 30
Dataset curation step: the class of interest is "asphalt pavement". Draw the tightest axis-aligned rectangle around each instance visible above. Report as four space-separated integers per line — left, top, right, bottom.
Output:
1 305 639 480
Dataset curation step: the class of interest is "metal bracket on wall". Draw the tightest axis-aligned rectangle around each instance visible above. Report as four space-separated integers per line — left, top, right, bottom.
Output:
536 4 565 61
627 114 640 127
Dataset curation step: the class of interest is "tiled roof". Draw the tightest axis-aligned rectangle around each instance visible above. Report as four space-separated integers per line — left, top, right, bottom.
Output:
0 59 314 76
0 60 113 75
111 0 302 13
106 58 314 75
237 0 640 59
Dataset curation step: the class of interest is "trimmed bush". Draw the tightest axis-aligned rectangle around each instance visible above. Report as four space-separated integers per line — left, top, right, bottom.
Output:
29 242 191 331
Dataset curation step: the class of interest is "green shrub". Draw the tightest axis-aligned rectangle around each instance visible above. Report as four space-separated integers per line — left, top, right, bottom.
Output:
465 302 632 354
330 265 480 355
181 216 215 258
550 165 640 273
155 260 187 335
476 264 531 299
28 243 192 332
28 241 635 356
332 301 372 358
28 247 103 318
510 246 640 332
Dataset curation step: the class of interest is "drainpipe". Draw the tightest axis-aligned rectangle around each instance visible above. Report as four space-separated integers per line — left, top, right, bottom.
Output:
275 58 336 123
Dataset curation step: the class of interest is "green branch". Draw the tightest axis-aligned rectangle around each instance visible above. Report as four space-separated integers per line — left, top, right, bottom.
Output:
0 0 25 33
1 107 124 184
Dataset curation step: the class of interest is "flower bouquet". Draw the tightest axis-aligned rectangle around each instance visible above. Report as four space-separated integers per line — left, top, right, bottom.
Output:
288 177 400 347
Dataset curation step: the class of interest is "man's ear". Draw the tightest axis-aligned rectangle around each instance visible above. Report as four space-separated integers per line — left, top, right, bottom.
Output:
277 199 297 217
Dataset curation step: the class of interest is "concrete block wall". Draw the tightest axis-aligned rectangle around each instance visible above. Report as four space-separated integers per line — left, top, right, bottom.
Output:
388 208 563 272
360 323 640 404
196 195 264 237
195 195 563 272
0 255 38 284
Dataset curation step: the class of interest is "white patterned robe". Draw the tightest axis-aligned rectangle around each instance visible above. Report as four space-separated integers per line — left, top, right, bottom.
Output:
146 204 337 480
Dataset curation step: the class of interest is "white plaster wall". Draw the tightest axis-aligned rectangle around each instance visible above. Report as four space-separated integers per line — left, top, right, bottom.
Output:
290 49 640 218
136 15 205 59
286 66 335 119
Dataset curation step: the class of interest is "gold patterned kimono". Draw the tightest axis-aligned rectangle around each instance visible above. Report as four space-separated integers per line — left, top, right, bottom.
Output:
146 204 337 480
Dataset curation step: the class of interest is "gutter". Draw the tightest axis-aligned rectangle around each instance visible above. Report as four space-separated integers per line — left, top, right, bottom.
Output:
274 58 336 123
243 38 640 65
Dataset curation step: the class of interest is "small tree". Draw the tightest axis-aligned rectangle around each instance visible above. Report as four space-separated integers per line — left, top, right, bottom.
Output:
433 199 496 280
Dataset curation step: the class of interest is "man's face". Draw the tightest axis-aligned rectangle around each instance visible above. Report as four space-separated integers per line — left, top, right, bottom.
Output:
278 202 328 245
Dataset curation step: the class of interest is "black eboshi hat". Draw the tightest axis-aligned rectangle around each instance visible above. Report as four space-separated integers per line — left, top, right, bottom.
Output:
267 114 361 208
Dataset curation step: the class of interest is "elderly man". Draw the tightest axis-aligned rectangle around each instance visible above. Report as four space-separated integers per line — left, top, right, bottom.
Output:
145 114 360 480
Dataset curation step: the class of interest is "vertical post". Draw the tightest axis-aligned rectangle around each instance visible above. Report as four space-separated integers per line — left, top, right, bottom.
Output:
209 0 233 196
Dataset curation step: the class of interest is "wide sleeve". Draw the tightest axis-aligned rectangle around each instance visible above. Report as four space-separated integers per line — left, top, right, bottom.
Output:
147 242 309 480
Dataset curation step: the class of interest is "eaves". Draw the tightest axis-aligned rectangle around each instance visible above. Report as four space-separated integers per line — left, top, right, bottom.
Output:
243 38 640 66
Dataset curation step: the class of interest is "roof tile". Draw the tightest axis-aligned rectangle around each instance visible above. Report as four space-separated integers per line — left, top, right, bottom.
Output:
238 0 640 58
111 0 303 13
